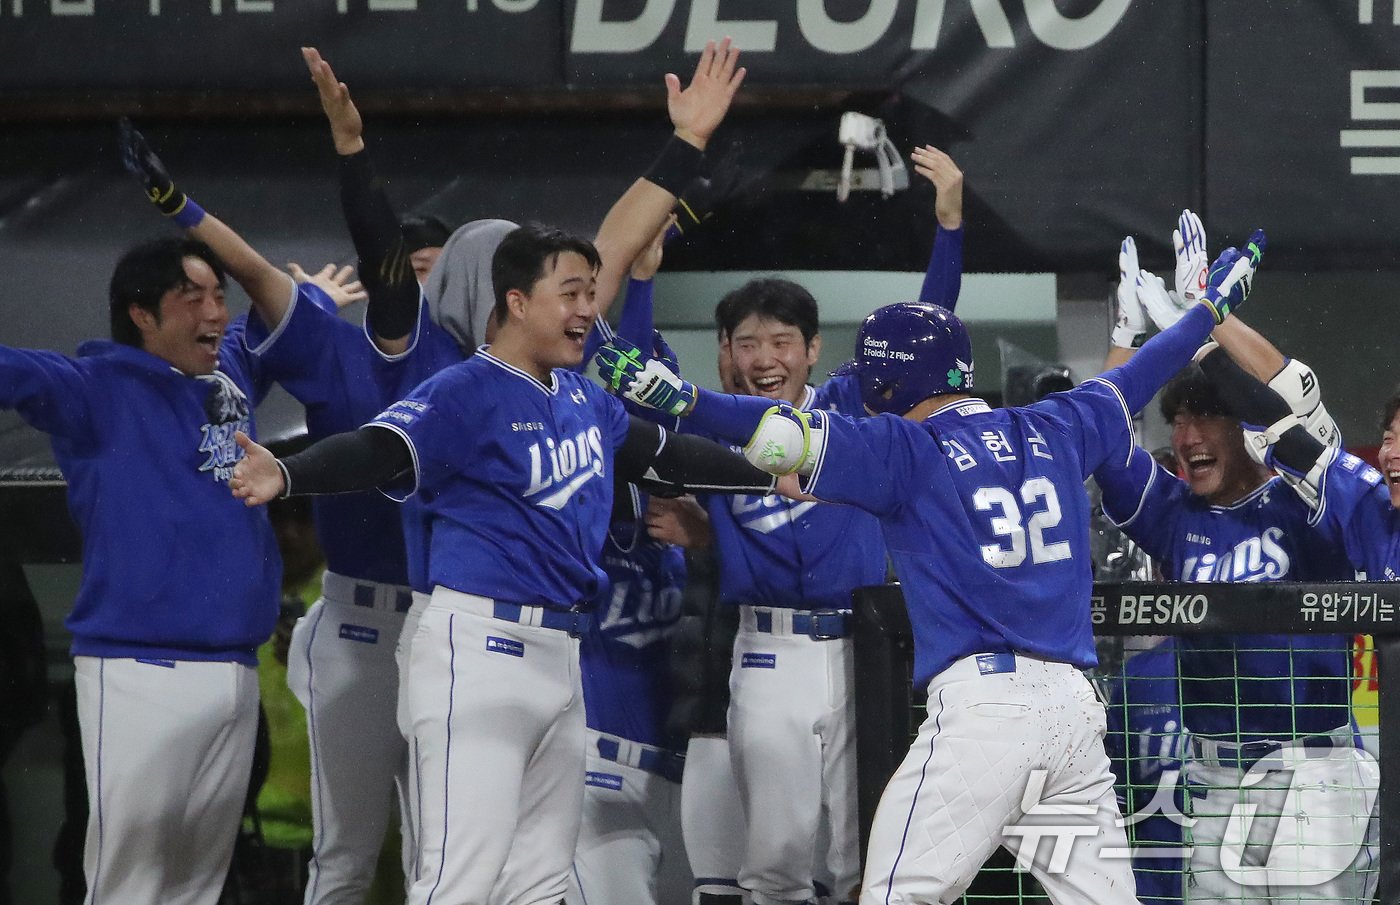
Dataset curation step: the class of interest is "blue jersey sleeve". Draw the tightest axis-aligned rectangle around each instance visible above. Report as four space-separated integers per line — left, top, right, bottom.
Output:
1098 303 1215 416
0 346 94 442
1029 377 1138 477
1309 449 1391 570
802 409 922 517
368 368 473 502
918 225 963 310
1095 445 1188 563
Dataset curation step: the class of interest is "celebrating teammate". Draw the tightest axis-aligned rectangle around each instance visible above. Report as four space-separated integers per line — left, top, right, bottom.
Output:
228 220 784 905
0 137 307 898
1096 211 1374 905
567 222 694 905
595 222 1264 904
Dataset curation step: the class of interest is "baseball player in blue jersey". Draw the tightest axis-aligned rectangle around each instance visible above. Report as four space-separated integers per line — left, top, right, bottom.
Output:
1206 364 1400 583
0 114 320 899
595 225 1265 905
617 146 965 905
229 220 779 905
1103 639 1188 905
1098 212 1374 905
566 228 694 905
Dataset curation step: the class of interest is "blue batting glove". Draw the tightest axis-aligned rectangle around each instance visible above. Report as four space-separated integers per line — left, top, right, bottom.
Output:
1199 229 1265 324
595 336 696 417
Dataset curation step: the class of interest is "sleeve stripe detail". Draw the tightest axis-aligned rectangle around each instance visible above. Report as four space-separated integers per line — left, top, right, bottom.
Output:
365 421 421 502
363 290 427 363
1086 375 1136 467
1111 454 1156 529
247 278 301 356
1306 446 1337 528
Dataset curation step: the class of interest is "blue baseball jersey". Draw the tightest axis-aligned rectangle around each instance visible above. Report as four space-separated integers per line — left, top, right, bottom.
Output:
371 352 631 609
1305 449 1400 581
249 284 463 587
580 489 688 748
1103 641 1186 905
704 377 888 611
1098 448 1354 740
802 381 1138 686
0 334 280 664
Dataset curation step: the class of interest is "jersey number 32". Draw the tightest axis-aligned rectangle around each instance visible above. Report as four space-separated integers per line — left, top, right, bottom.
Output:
972 478 1071 569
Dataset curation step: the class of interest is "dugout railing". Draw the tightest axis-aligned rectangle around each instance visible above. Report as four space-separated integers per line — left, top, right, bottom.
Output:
852 581 1398 905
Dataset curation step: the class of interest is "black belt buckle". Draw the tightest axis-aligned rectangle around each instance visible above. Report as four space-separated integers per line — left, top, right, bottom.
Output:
568 608 594 638
808 610 848 641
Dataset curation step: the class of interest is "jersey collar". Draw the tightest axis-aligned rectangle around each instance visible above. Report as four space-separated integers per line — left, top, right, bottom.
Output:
927 397 991 420
797 385 817 412
476 346 559 396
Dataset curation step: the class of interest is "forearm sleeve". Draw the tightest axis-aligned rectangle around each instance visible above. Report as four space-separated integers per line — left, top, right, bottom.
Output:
280 425 413 496
918 224 963 309
616 416 774 495
1199 346 1327 476
683 387 779 445
1103 303 1215 415
338 150 419 340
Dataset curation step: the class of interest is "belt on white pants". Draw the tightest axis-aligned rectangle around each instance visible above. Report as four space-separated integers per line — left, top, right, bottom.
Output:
322 570 414 614
588 729 685 784
739 605 852 640
433 586 593 637
1190 726 1355 771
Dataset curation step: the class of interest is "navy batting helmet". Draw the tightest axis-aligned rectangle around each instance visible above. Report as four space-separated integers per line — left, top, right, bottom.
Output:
833 302 974 415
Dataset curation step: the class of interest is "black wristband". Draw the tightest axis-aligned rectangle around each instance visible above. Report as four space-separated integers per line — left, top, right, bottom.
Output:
644 135 706 197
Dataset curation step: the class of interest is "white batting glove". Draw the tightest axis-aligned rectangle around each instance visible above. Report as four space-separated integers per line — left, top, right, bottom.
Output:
1111 236 1147 349
1136 269 1191 332
1173 208 1209 304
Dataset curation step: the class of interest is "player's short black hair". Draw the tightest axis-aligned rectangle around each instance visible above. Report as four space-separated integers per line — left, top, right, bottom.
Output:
1382 388 1400 434
490 223 601 322
401 213 452 253
1160 363 1232 423
109 237 227 348
714 277 820 346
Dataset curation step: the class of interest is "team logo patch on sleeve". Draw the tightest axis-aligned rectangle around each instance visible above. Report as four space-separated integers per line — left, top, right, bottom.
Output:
339 624 380 644
486 636 526 658
741 652 777 669
585 771 624 791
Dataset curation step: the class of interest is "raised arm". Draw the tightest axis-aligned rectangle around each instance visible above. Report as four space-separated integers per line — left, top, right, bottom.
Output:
303 46 420 353
593 38 746 316
910 145 964 309
118 119 294 328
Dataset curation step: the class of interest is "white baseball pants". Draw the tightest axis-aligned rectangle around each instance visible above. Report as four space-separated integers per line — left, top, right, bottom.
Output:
566 730 691 905
398 590 431 885
406 587 586 905
75 655 257 905
728 610 859 905
287 572 414 905
1183 735 1379 905
861 653 1138 905
681 733 749 903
